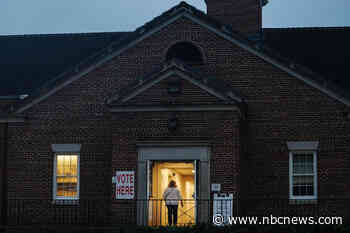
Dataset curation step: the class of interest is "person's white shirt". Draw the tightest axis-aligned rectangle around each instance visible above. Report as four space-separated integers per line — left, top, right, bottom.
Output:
163 187 183 206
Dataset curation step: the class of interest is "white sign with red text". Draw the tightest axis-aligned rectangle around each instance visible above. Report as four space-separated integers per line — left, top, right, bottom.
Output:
116 171 135 199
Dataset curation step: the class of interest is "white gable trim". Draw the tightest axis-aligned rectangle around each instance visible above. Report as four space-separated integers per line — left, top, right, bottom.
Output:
109 105 240 113
115 68 238 104
15 14 185 114
15 11 350 113
185 13 350 106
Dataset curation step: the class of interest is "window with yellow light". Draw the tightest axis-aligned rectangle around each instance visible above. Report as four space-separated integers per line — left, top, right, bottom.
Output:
54 154 79 199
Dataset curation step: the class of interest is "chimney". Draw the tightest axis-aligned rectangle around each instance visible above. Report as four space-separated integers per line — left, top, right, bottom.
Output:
205 0 267 35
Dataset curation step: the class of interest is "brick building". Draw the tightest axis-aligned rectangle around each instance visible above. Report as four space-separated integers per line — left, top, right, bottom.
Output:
1 0 350 227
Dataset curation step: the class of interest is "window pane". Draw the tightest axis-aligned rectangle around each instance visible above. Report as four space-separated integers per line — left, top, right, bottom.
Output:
57 155 78 176
70 156 78 176
293 154 313 174
57 183 65 197
293 176 314 196
57 156 65 176
57 177 78 198
56 154 78 198
57 177 78 183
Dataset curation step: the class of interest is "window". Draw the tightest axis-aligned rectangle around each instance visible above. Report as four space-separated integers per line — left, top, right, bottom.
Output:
52 144 80 200
166 42 203 65
289 151 317 199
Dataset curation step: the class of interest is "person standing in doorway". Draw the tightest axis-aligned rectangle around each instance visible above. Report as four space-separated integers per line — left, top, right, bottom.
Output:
163 180 184 226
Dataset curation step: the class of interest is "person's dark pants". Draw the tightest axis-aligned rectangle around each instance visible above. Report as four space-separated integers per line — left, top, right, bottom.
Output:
166 205 178 226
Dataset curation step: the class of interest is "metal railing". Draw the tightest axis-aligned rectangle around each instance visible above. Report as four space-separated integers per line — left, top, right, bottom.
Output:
6 199 111 226
3 198 350 227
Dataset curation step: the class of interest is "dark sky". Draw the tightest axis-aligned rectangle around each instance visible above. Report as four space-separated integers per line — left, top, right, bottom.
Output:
1 0 349 35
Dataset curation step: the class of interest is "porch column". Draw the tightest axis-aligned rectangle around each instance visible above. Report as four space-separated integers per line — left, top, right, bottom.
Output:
136 160 147 226
198 160 210 224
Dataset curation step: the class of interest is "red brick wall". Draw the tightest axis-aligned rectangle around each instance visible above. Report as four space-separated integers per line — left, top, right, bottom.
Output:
0 123 4 224
4 16 350 223
110 110 241 222
205 0 262 34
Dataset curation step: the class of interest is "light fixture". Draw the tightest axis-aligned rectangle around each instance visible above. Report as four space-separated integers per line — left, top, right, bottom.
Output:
168 117 178 131
167 80 182 95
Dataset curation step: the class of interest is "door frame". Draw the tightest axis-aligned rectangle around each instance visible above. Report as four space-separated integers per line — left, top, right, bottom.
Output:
137 146 210 226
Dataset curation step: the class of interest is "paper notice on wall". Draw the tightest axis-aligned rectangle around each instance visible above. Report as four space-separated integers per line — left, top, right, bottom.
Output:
116 171 135 199
213 193 233 225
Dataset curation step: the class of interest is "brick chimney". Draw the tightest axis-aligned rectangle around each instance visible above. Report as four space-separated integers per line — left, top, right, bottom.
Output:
205 0 267 35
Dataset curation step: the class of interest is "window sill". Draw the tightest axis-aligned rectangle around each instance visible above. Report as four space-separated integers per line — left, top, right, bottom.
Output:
289 199 317 205
52 199 79 205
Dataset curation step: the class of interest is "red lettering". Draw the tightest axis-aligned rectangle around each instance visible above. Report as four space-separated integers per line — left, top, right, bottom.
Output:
117 174 121 183
116 172 135 198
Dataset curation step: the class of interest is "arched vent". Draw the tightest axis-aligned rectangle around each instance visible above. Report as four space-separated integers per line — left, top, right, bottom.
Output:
166 42 203 65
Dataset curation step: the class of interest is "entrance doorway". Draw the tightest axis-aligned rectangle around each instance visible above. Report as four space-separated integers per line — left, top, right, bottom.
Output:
148 161 196 226
137 146 210 226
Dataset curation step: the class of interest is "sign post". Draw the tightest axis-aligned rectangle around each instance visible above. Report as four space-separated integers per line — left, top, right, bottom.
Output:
115 171 135 199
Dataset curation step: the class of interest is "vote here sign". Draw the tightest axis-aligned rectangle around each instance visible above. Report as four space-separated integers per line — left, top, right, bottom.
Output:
116 171 135 199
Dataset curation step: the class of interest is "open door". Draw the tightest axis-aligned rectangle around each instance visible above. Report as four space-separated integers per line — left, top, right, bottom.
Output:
137 147 210 226
148 161 196 226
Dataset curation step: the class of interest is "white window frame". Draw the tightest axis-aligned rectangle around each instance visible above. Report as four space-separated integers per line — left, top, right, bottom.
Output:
52 144 81 201
289 151 317 200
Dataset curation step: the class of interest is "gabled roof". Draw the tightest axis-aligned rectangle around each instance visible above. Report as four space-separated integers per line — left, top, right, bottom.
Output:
1 1 349 114
0 32 130 96
263 27 350 89
107 59 243 106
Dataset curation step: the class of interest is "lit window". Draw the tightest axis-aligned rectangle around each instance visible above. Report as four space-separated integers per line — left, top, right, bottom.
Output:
54 154 79 200
289 152 317 199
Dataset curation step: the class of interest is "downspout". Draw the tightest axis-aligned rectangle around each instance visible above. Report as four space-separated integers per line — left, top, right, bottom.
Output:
1 123 8 228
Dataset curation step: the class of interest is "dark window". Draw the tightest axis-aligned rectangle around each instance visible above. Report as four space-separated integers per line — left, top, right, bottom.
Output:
166 42 203 65
290 152 316 199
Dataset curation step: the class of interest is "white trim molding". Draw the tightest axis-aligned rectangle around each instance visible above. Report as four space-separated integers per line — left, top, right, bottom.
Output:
51 144 82 153
14 12 350 114
52 144 81 202
138 146 210 161
116 69 241 103
289 151 317 201
287 141 319 151
109 105 240 113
